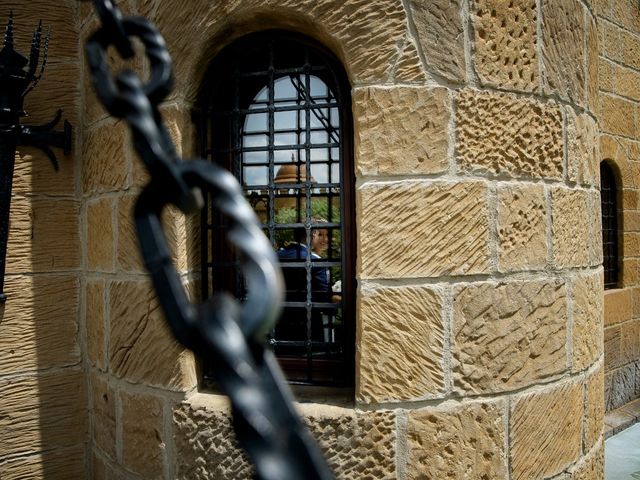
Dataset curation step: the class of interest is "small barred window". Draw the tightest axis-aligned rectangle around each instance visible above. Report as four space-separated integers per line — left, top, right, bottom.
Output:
600 161 619 289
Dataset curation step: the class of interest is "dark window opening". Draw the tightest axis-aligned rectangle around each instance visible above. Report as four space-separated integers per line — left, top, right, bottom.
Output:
601 161 619 289
197 31 355 386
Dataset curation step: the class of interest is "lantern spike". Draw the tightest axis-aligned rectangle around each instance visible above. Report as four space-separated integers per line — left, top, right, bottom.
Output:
4 11 14 50
27 21 43 80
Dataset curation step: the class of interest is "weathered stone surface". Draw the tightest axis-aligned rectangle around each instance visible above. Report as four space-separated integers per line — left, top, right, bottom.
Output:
121 391 165 477
599 19 623 62
623 258 640 287
624 232 640 257
570 441 604 480
572 274 603 372
510 381 583 480
358 285 445 403
589 190 603 268
620 319 640 366
551 188 592 268
0 445 85 480
622 28 640 70
567 110 599 187
604 325 621 371
150 0 407 99
406 400 506 479
173 395 396 479
0 370 86 457
13 148 75 197
584 367 604 452
409 0 466 83
456 89 563 179
472 0 538 91
496 184 547 271
358 181 490 278
600 93 635 137
83 121 128 194
606 362 639 410
117 195 143 273
599 58 614 92
452 280 567 394
6 196 80 272
586 12 599 114
354 87 449 176
393 36 428 83
86 280 106 370
0 275 78 375
91 373 116 459
0 2 78 60
87 197 114 272
109 280 197 390
608 0 640 34
542 0 586 105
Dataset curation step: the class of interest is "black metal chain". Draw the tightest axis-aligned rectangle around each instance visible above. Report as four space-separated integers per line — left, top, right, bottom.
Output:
82 1 334 478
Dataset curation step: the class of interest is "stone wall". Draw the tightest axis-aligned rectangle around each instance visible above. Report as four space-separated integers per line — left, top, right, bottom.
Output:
0 1 87 478
595 0 640 413
81 0 605 478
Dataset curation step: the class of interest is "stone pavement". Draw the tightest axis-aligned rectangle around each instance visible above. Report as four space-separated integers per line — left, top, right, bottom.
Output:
605 422 640 479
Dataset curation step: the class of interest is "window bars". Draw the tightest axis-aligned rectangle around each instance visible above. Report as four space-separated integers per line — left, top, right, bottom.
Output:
601 161 619 289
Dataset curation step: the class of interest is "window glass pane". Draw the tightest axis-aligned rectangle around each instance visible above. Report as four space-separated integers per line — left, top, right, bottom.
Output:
243 112 267 132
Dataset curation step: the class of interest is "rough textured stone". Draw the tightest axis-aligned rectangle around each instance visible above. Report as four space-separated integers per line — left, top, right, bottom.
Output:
622 28 640 70
354 87 449 177
606 362 638 410
86 280 106 370
109 280 197 390
586 12 599 114
510 381 583 480
0 370 86 457
121 391 165 477
393 36 428 83
456 89 563 179
452 280 567 394
174 395 395 479
6 196 80 272
0 275 78 375
620 319 640 366
604 325 621 371
584 367 604 453
472 0 538 91
406 400 506 479
409 0 465 83
496 184 547 271
608 0 640 34
551 188 592 268
0 445 85 480
13 148 75 197
589 190 603 268
599 58 614 92
117 195 144 273
87 197 115 272
623 258 640 287
359 181 490 278
572 274 604 372
600 93 635 137
567 110 599 187
542 0 586 105
83 121 129 194
358 285 445 403
570 441 604 480
91 373 116 459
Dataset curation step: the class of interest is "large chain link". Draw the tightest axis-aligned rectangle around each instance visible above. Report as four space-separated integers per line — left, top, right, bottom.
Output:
82 1 334 478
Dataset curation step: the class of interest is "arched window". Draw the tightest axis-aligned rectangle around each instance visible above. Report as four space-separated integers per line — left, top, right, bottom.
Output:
198 31 355 386
600 161 619 289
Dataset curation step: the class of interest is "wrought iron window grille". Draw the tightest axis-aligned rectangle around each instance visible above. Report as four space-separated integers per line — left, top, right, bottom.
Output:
601 161 619 289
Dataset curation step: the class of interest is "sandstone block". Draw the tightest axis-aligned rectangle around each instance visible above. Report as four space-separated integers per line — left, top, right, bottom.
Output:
0 445 85 480
586 12 599 114
91 373 116 459
584 367 604 453
599 58 614 92
117 195 144 273
620 319 640 365
83 121 128 194
589 191 603 268
358 181 490 278
551 187 592 268
354 87 450 177
0 275 78 375
624 211 640 232
510 381 583 480
570 441 604 480
541 0 586 105
86 280 105 370
409 0 465 83
600 20 623 62
87 197 115 272
406 400 506 479
609 0 640 34
623 189 639 210
623 258 640 286
357 285 445 403
604 325 621 371
496 184 547 271
6 196 80 272
471 0 538 91
633 286 640 317
567 111 599 187
625 232 640 257
572 273 604 372
13 148 75 197
622 28 640 70
600 93 635 137
606 362 638 410
121 391 165 477
452 280 567 394
109 280 196 390
456 89 563 179
615 65 640 102
393 37 428 83
0 370 86 457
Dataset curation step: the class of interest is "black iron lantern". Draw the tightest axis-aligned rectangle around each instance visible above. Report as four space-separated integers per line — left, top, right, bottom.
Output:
0 12 72 302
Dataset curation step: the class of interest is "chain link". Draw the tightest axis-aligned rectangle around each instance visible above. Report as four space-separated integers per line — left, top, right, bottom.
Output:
83 1 334 478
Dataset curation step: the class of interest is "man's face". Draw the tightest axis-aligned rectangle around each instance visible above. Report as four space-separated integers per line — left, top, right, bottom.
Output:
311 229 329 255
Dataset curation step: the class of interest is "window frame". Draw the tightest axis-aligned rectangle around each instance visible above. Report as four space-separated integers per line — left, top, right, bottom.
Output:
600 160 619 289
